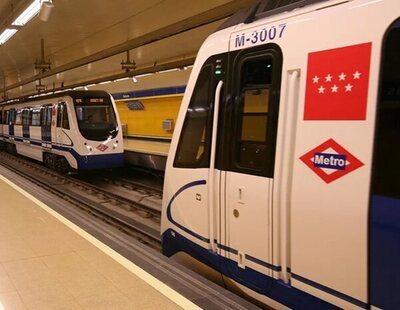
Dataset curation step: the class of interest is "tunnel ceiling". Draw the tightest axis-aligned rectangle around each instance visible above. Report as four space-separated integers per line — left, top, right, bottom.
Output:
0 0 256 100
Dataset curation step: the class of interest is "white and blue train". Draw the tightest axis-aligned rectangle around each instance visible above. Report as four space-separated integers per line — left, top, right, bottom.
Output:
161 0 400 308
0 90 124 171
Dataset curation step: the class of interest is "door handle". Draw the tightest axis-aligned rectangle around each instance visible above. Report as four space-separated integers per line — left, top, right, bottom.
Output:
238 187 244 204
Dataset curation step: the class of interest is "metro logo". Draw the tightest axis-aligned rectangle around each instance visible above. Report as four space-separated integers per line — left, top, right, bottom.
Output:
314 153 346 170
300 139 363 184
96 144 108 152
304 43 372 120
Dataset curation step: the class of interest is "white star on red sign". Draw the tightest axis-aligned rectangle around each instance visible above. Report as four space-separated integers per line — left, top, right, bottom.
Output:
353 71 361 79
325 74 333 82
339 73 346 81
313 70 362 95
345 83 353 92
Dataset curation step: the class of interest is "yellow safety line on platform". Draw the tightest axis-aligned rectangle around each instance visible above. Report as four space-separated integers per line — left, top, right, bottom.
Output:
0 174 202 310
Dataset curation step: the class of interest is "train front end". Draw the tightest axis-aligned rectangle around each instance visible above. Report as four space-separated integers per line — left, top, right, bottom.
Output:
68 91 124 170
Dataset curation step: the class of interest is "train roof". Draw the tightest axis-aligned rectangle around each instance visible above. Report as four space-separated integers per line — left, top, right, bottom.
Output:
216 0 330 32
0 90 112 107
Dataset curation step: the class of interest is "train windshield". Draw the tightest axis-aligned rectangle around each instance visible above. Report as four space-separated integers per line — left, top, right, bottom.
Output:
74 97 118 141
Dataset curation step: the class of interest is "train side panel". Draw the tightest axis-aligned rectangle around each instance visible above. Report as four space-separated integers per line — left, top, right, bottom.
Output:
162 0 400 309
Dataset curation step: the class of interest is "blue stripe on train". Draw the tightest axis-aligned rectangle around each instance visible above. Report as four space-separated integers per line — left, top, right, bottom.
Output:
162 229 341 309
52 145 124 169
1 136 124 170
165 180 368 308
371 195 400 310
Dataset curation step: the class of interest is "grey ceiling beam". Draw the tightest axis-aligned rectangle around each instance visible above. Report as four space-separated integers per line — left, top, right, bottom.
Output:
4 0 256 92
2 57 196 103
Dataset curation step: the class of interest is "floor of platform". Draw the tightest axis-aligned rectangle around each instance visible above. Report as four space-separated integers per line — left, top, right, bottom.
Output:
0 175 191 310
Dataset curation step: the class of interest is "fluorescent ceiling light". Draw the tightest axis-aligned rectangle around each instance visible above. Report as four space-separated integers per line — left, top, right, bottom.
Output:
160 68 179 74
0 29 18 44
12 0 41 26
114 77 130 82
136 73 153 78
99 80 111 85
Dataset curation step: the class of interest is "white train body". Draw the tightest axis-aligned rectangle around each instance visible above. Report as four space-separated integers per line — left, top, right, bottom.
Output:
161 0 400 308
0 90 124 170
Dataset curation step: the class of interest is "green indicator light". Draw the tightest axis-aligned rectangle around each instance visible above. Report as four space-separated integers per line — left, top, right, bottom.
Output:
215 70 222 75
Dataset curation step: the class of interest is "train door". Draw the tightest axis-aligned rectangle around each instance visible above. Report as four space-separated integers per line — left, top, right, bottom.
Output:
219 45 282 292
8 109 15 138
55 102 70 145
41 105 52 148
22 109 30 142
163 55 226 262
370 18 400 310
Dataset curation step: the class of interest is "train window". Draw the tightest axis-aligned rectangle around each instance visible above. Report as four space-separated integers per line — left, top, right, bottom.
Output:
62 104 69 129
174 65 213 168
11 110 16 125
57 105 62 127
6 110 15 125
31 108 41 126
41 106 52 127
231 53 280 177
40 108 45 126
15 110 22 125
57 103 69 129
74 100 118 141
46 106 52 126
22 109 31 126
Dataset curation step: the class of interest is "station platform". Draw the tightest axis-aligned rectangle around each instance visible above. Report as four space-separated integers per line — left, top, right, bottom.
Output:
0 175 190 309
0 167 258 310
123 137 170 171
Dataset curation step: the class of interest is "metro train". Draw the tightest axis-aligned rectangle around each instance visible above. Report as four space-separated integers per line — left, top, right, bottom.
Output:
161 0 400 309
0 90 124 171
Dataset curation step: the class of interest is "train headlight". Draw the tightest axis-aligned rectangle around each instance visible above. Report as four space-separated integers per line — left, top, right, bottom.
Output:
113 143 117 150
86 145 93 152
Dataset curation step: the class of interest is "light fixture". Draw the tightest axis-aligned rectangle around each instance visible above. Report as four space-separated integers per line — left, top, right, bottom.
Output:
136 73 153 78
160 68 179 74
12 0 41 26
0 29 18 45
114 77 130 82
39 1 54 22
132 76 138 83
99 80 112 85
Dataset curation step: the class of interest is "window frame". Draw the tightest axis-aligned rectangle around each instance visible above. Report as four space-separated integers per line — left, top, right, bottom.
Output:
57 102 70 129
173 56 225 169
221 45 282 178
31 107 41 126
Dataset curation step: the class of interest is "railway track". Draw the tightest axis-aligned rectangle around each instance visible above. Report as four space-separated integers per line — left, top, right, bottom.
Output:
0 152 161 249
